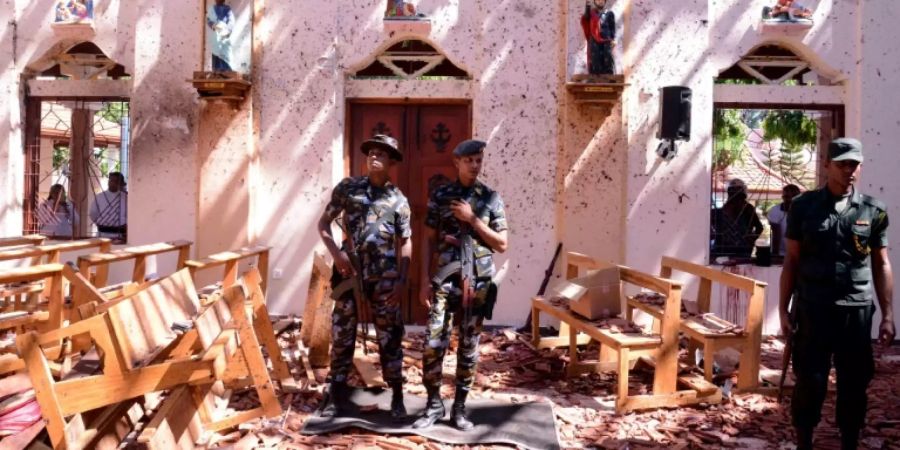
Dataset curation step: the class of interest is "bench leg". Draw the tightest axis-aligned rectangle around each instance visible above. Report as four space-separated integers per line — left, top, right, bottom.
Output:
531 304 541 348
616 347 630 413
704 342 716 381
566 325 578 378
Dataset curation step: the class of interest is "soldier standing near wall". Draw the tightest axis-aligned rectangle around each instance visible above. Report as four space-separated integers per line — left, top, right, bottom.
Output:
316 134 412 420
413 140 509 430
780 138 894 450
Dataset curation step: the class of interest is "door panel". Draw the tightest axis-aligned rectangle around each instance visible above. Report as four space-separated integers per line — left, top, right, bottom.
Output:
349 101 471 324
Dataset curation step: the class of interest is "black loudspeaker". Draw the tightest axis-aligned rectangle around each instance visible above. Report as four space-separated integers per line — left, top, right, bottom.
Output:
659 86 692 141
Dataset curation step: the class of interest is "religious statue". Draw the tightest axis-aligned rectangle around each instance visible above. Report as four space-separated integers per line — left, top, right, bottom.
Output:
762 0 813 22
385 0 424 19
581 0 616 76
206 0 236 72
54 0 93 23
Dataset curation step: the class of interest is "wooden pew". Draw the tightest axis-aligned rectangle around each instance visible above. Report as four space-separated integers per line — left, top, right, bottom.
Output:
76 240 192 288
0 235 45 249
183 245 270 294
627 256 767 390
16 271 282 450
532 252 721 413
0 265 66 374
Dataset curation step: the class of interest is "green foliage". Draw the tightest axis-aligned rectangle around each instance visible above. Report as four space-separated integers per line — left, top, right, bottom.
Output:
762 110 818 183
98 102 129 124
713 109 746 171
53 145 69 170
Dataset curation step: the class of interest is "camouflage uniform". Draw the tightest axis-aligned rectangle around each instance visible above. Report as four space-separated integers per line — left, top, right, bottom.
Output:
325 175 412 385
422 180 508 390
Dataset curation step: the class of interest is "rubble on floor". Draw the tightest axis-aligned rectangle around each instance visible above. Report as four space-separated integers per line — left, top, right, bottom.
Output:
205 326 900 450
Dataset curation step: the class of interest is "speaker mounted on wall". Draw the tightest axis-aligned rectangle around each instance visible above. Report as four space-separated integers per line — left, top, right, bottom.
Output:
656 85 692 160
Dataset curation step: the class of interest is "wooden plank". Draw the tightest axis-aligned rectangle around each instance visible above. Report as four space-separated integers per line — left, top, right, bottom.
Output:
0 264 64 284
0 234 45 248
661 256 762 292
619 389 722 413
78 241 194 265
222 285 281 418
737 284 766 390
17 332 69 450
242 268 296 390
353 347 387 388
183 246 270 272
301 253 333 367
651 283 682 395
137 386 201 450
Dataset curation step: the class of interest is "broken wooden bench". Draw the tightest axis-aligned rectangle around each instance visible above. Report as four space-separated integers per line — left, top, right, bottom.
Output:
626 256 766 390
16 269 282 450
531 252 721 414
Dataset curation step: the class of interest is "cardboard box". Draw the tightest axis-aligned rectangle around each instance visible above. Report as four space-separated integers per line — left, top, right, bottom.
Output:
551 267 623 320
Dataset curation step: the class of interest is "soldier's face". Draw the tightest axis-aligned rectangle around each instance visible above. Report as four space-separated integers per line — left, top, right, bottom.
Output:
366 147 394 173
826 160 861 190
454 153 483 183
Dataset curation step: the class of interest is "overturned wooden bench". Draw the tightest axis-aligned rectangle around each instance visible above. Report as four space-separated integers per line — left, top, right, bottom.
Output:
627 256 766 390
532 252 721 413
184 247 295 390
17 269 282 450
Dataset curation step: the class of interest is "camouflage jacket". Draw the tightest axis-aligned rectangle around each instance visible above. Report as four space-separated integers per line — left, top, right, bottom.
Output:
325 176 412 280
425 180 508 279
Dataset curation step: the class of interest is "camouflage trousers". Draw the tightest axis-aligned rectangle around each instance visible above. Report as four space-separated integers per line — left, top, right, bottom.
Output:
421 277 490 391
328 276 405 385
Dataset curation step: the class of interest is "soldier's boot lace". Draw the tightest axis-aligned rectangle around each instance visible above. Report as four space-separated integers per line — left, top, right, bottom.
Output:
412 386 445 429
449 386 474 431
389 381 407 421
319 381 357 417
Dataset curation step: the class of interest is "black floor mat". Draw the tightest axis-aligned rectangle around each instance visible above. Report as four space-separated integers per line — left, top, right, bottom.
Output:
302 388 561 450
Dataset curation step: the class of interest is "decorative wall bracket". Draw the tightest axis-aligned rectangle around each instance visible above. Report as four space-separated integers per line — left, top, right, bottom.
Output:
567 74 627 111
189 71 251 107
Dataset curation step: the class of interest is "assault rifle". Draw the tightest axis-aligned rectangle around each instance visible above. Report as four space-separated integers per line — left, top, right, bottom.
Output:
340 215 371 355
518 242 563 333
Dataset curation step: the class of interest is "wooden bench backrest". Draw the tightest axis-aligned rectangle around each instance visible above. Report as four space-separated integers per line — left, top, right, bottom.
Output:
184 245 270 293
105 268 201 369
0 235 45 249
0 238 111 264
78 240 193 287
660 256 767 314
566 252 683 296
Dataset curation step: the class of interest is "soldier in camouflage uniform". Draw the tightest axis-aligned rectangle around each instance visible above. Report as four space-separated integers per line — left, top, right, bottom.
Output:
316 134 412 420
413 139 509 430
780 138 894 450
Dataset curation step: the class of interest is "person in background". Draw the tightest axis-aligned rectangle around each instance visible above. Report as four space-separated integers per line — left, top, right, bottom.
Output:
37 184 79 239
711 178 764 259
768 184 802 258
90 172 127 242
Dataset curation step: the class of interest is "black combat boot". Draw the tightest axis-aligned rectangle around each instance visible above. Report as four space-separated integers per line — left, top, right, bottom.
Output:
319 381 357 417
840 428 860 450
795 426 814 450
412 386 445 429
389 380 407 421
450 386 474 431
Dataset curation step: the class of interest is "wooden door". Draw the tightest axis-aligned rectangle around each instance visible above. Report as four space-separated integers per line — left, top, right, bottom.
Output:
349 101 471 324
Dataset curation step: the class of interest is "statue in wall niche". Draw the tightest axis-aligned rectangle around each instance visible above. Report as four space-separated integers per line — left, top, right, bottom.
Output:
385 0 425 19
206 0 236 72
54 0 93 23
762 0 813 22
581 0 616 77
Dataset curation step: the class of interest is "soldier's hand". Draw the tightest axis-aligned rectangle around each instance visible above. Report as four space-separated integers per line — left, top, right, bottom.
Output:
450 200 476 224
384 283 403 307
420 283 433 309
334 251 354 277
779 311 793 340
879 319 895 346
